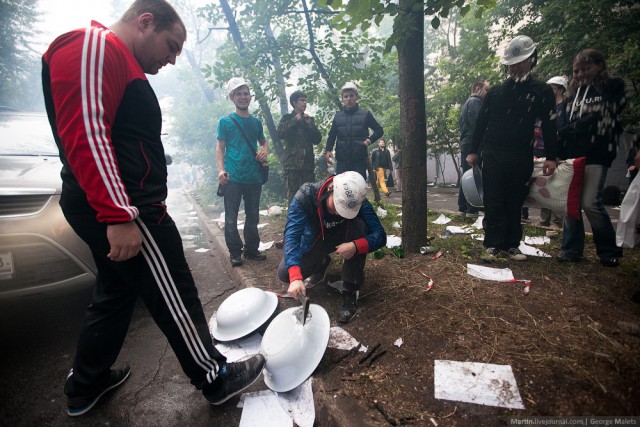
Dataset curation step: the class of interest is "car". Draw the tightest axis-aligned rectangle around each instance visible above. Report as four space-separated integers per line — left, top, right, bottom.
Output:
0 111 96 301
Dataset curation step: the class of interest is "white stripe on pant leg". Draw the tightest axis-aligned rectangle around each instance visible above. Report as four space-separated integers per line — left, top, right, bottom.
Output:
136 219 219 377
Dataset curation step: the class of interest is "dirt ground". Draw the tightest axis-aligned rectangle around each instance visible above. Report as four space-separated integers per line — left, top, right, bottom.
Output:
202 195 640 426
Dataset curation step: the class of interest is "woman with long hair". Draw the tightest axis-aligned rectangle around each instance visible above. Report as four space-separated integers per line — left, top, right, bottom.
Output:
558 48 627 266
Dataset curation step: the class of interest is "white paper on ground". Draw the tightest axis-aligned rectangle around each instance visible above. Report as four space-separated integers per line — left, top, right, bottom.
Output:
276 378 316 427
239 390 292 427
377 206 388 217
466 264 514 281
471 234 484 241
259 241 275 251
434 360 525 409
267 206 283 216
394 338 403 347
472 216 484 229
393 221 401 229
212 330 263 362
518 241 551 257
328 326 360 351
445 225 474 234
181 234 198 240
524 236 550 245
194 248 211 253
257 223 269 229
259 209 269 216
432 214 451 225
386 235 402 248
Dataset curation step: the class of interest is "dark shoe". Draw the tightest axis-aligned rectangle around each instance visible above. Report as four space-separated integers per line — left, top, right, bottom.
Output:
338 290 358 323
385 191 393 197
481 247 500 262
305 257 331 289
557 253 582 263
506 248 527 261
66 365 131 417
230 254 243 267
203 355 265 405
600 258 620 267
243 250 266 261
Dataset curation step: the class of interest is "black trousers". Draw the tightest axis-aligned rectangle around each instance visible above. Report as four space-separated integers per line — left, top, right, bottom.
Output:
481 149 533 250
223 181 262 256
277 218 367 292
64 208 225 396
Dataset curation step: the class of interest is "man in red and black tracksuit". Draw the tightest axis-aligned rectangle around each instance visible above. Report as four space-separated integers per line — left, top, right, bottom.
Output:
42 0 263 417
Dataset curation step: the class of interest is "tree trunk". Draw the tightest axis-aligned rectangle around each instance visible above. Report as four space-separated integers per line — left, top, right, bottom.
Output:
396 0 427 253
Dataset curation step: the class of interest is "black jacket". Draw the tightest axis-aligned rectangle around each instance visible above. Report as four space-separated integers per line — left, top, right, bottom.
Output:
325 105 383 167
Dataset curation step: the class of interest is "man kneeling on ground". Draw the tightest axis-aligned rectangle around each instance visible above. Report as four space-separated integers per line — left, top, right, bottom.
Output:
277 171 387 323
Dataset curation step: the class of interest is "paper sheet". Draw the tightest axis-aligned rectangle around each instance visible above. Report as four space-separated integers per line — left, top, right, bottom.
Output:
518 241 551 258
257 223 269 229
377 206 388 218
386 235 402 248
434 360 525 409
211 323 263 361
328 326 361 351
472 216 484 229
466 264 514 281
432 214 451 225
259 241 274 251
276 378 316 427
194 248 211 253
239 391 292 427
445 225 474 234
523 236 550 245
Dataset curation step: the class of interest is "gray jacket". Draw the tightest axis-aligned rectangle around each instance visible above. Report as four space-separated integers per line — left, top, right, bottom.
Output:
459 95 482 147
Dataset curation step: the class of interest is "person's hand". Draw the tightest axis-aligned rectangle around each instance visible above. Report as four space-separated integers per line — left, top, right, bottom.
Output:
542 159 557 176
364 138 371 146
287 279 306 299
303 114 311 124
295 113 303 121
218 170 229 185
256 145 268 162
336 241 357 260
466 153 478 167
107 222 142 262
325 151 334 165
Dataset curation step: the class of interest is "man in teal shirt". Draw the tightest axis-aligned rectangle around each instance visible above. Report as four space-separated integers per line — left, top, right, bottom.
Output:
216 77 269 267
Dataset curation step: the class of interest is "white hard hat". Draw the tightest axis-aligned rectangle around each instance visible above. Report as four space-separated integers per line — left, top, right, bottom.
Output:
546 76 568 90
341 82 359 96
226 77 250 98
501 35 537 65
333 171 366 219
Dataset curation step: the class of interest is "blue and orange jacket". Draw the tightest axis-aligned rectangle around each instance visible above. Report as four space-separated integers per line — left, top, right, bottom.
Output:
283 176 387 282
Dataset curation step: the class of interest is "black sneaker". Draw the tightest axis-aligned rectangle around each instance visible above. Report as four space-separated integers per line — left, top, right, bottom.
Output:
66 365 131 417
203 355 266 405
557 253 582 263
600 258 620 267
305 256 331 289
338 290 358 323
230 254 243 267
243 250 267 261
481 247 500 262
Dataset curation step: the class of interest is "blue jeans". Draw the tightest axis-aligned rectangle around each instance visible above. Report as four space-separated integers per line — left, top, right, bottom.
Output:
223 181 262 256
561 164 622 260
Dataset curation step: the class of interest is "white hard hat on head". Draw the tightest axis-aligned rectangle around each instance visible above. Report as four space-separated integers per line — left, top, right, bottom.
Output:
341 82 359 96
501 35 537 65
333 171 367 219
226 77 250 98
546 76 568 90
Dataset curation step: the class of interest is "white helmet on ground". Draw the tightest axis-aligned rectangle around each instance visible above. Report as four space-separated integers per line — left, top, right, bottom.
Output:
333 171 367 219
341 82 359 96
226 77 250 98
546 76 568 90
501 35 537 65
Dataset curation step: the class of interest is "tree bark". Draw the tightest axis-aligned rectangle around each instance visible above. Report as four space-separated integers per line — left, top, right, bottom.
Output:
396 0 428 252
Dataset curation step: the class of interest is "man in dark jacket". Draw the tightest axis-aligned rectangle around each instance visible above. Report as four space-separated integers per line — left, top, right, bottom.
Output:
277 171 386 323
458 79 490 215
324 82 384 179
277 90 322 200
467 35 558 262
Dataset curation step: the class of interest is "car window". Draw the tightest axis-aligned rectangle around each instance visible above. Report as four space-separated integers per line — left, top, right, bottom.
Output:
0 114 59 156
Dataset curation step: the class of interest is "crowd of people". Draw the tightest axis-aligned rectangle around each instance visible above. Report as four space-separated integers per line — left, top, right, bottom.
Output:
41 0 634 418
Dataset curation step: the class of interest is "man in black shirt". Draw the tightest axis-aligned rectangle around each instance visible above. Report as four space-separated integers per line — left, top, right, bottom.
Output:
467 35 557 262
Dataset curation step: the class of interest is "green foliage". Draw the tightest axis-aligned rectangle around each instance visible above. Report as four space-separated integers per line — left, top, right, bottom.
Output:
0 0 42 110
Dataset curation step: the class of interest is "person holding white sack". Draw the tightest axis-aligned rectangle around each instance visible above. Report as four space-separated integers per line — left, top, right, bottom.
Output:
557 48 626 267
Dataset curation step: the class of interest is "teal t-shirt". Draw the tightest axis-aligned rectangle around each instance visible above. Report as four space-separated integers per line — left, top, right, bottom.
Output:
216 113 265 184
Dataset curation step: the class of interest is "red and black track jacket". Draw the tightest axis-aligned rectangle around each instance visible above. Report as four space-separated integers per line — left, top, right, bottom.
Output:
42 21 168 224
